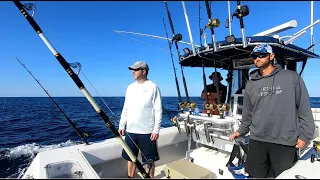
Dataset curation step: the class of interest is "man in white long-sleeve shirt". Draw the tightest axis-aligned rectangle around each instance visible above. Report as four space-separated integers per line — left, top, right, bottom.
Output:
118 61 162 178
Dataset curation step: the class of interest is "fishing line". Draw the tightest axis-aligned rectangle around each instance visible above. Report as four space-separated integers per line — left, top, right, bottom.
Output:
80 70 119 121
115 32 178 56
2 98 6 111
123 130 162 176
15 57 89 145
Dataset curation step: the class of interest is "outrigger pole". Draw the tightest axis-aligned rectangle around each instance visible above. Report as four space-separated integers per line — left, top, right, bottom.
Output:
15 57 90 145
163 18 183 113
181 1 196 56
204 1 224 118
12 1 150 178
164 1 193 113
227 1 232 36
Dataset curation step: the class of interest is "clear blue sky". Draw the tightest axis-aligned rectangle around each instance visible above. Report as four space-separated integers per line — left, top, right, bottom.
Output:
1 1 319 97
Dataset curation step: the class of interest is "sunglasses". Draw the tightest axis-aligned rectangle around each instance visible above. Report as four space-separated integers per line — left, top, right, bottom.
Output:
251 53 269 60
132 68 143 71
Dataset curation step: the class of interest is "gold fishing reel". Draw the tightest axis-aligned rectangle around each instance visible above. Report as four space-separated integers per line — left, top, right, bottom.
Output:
209 104 219 111
314 141 320 153
206 18 220 29
171 116 181 134
222 103 230 112
188 102 197 109
171 116 178 126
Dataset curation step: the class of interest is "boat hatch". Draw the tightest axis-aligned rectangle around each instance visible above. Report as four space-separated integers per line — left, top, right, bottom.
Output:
180 36 320 69
45 160 87 179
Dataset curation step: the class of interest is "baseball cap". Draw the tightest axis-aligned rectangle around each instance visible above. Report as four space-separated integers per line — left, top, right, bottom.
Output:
251 43 273 54
128 61 149 71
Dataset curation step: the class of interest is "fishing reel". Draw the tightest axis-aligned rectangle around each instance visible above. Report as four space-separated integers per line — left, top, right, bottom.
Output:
205 18 220 29
232 2 249 19
222 103 230 112
209 104 219 111
171 116 178 126
188 102 197 109
226 71 233 83
204 103 211 111
171 116 181 134
178 102 186 111
311 140 320 163
172 33 183 42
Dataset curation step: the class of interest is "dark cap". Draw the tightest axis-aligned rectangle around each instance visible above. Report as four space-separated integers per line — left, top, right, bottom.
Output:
209 71 223 81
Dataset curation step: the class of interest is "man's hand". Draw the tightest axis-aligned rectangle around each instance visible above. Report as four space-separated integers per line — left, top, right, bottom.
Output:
118 129 124 136
296 138 307 149
230 131 240 141
150 133 159 141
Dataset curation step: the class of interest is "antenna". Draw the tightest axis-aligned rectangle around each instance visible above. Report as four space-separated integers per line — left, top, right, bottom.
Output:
181 1 196 56
253 20 297 37
311 1 314 53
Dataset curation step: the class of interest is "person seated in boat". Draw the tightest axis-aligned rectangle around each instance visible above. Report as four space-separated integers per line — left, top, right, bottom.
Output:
118 61 162 178
230 43 315 178
201 71 227 115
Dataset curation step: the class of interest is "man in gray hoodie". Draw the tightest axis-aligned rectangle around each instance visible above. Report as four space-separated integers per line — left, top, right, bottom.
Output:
230 43 315 178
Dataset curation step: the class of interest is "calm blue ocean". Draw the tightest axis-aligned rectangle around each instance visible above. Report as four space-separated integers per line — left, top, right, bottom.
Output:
0 97 319 178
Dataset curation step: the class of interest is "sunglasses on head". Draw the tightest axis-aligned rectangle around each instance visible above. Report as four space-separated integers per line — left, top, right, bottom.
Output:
251 53 269 60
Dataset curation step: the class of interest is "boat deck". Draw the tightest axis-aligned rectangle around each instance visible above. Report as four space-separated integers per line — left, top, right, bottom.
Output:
134 146 235 179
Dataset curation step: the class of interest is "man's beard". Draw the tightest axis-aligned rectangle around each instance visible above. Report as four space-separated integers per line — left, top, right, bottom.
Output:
255 59 271 69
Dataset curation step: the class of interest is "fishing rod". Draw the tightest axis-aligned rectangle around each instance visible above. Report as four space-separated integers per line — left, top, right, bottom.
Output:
15 57 90 145
163 18 184 113
232 1 249 48
204 0 224 118
164 1 194 113
198 1 210 117
12 1 150 178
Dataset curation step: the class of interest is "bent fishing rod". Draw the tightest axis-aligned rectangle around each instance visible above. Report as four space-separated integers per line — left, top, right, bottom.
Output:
204 0 223 118
164 1 192 112
15 57 90 145
163 18 184 113
12 1 150 178
198 1 210 117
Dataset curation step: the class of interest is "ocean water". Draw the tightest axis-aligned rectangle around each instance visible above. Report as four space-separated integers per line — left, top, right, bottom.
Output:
0 96 319 178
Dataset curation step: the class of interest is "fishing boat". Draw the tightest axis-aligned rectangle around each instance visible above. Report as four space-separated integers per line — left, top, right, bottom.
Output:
12 1 320 179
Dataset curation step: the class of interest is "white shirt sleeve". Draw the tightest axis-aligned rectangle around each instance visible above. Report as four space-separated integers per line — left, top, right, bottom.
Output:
152 85 162 134
119 87 129 130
